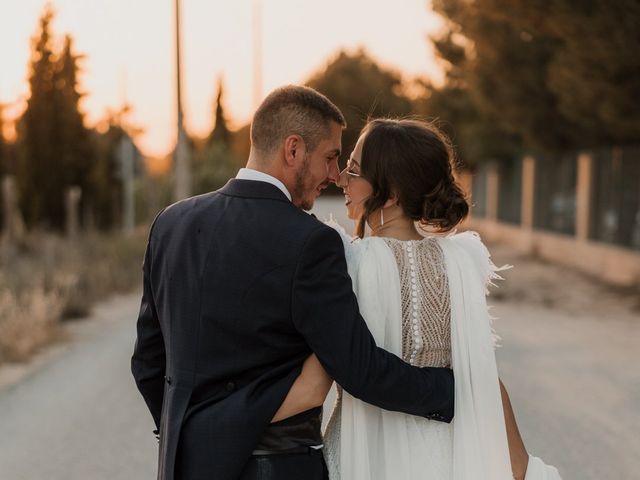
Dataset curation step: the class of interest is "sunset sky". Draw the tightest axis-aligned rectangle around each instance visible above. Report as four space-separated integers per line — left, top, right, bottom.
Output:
1 0 446 157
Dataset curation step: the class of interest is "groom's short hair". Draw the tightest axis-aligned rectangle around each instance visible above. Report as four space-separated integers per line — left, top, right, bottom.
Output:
250 85 346 157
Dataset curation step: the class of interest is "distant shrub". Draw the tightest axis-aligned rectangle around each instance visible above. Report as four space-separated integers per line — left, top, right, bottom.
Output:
0 229 146 364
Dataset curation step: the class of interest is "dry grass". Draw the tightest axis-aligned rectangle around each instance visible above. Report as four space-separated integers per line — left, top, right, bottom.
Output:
0 284 64 362
0 229 147 364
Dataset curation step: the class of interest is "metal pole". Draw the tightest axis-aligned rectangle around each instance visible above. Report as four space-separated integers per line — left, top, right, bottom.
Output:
176 0 184 133
173 0 191 201
252 0 263 109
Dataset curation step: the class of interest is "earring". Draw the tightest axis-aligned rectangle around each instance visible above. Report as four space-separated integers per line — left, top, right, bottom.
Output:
380 208 384 226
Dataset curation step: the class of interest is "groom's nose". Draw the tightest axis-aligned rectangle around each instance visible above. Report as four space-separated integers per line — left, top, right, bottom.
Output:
327 159 340 184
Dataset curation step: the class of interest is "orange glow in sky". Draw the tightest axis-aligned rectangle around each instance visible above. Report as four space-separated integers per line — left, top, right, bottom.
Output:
1 0 445 157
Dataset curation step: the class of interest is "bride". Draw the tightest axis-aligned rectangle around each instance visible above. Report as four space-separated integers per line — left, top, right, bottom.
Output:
273 118 562 480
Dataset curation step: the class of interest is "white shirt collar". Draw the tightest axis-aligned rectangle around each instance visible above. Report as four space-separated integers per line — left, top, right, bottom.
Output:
235 168 292 201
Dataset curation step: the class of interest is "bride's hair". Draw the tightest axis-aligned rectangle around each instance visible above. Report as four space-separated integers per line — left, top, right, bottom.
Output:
356 118 469 238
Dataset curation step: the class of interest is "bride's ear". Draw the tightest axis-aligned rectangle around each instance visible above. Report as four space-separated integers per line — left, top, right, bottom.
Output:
383 193 399 209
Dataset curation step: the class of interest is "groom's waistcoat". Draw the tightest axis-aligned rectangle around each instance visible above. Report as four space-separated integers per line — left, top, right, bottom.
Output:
131 179 455 480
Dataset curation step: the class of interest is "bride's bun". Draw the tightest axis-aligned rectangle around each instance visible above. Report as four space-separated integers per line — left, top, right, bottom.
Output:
357 118 469 237
421 178 469 231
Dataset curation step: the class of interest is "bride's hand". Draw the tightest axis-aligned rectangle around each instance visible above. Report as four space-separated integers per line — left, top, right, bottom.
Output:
271 354 333 423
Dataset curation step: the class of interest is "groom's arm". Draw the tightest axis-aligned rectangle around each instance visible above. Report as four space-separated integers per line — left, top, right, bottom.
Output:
291 226 454 422
131 227 166 430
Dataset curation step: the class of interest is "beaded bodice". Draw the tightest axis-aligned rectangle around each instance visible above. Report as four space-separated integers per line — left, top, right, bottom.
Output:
383 237 451 368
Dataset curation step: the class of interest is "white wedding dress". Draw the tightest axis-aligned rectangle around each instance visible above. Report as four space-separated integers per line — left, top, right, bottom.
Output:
322 223 562 480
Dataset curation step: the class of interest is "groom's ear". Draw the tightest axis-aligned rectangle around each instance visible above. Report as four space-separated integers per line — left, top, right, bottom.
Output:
284 135 303 167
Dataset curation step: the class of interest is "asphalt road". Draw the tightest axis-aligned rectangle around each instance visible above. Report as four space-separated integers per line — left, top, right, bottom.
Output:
492 301 640 479
0 295 157 480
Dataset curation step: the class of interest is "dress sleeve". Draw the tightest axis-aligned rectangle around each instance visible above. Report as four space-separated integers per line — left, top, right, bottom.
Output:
448 231 511 347
438 231 515 478
448 231 511 293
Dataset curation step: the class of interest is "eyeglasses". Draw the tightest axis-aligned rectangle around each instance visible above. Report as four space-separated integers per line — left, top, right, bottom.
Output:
344 159 361 181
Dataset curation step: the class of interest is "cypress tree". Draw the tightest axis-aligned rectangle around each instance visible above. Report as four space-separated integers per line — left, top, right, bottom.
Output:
17 6 95 229
208 78 231 147
54 34 94 214
17 4 58 227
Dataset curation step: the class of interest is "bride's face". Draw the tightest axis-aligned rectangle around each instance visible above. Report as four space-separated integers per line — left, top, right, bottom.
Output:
338 133 373 221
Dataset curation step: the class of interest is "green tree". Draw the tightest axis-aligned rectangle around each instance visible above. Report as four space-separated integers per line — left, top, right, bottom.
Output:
429 0 640 153
417 29 522 167
88 103 148 230
0 104 5 230
195 77 244 194
430 0 579 153
418 83 521 168
0 103 6 176
54 35 95 208
230 124 251 164
208 77 231 147
16 4 58 227
90 119 125 229
192 141 239 196
499 0 640 143
16 6 96 229
306 49 415 157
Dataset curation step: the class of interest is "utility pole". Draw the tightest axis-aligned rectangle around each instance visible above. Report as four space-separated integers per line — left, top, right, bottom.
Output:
118 134 135 235
118 68 135 236
252 0 263 109
173 0 191 201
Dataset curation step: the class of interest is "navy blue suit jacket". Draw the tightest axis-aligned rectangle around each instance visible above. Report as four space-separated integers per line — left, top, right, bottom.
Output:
131 179 454 480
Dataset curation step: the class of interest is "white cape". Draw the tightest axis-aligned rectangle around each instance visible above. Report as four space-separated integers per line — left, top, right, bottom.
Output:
323 226 562 480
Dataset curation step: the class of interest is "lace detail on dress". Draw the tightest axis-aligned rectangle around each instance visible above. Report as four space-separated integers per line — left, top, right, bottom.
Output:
323 386 342 480
383 238 451 368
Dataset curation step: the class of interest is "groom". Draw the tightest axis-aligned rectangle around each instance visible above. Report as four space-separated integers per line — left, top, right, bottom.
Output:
131 85 454 480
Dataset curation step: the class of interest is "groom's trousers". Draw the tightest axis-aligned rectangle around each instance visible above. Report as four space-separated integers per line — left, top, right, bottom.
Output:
238 448 328 480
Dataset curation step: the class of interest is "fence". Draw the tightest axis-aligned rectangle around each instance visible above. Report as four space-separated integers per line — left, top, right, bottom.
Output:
533 154 576 235
464 147 640 286
471 163 488 218
497 157 523 225
590 147 640 249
